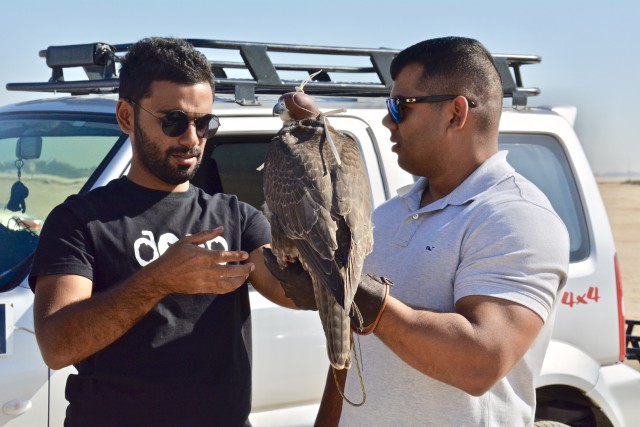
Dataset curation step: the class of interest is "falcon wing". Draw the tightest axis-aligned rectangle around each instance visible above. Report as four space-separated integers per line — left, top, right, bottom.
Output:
262 118 373 370
263 120 341 300
329 124 374 309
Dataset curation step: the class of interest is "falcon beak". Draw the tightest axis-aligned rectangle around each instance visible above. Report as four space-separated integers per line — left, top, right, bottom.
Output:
273 99 286 116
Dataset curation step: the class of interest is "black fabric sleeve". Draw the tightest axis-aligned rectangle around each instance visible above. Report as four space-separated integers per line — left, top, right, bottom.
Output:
238 201 271 254
28 201 95 291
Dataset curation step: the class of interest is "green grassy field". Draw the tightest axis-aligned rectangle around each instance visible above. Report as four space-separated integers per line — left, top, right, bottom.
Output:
0 174 86 226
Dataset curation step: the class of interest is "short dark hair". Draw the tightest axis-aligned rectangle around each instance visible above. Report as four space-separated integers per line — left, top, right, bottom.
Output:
118 37 214 101
391 37 503 131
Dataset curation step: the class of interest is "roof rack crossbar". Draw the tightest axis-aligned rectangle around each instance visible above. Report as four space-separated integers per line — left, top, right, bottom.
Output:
8 39 541 105
493 55 540 107
6 79 120 95
211 60 378 74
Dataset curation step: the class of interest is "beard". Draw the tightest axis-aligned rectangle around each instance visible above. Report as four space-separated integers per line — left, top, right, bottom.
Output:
133 121 202 186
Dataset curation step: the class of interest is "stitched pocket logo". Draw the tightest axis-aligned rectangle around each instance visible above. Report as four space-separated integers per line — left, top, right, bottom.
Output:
425 245 435 251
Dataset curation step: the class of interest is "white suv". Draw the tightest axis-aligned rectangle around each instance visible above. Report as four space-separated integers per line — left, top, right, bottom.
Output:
1 40 639 427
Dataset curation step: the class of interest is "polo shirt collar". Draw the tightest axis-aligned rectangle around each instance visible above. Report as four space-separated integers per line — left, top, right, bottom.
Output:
400 151 514 212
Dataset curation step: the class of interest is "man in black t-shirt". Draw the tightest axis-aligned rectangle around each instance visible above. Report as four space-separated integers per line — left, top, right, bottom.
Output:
30 37 296 427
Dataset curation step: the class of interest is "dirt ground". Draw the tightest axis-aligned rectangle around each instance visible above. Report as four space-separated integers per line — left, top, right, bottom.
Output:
597 179 640 370
598 180 640 320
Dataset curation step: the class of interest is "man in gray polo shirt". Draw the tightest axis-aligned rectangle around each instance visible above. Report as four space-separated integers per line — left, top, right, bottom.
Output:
267 36 569 426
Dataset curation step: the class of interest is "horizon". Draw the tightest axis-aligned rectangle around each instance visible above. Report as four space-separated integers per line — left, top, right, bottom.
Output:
0 0 638 176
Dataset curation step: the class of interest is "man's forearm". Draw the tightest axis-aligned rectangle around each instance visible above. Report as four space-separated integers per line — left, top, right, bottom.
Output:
374 295 544 396
34 271 164 370
315 367 346 427
249 246 298 309
34 230 255 370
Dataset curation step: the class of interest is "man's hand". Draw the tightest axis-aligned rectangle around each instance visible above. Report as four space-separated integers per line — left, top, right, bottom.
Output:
263 248 317 310
145 227 254 297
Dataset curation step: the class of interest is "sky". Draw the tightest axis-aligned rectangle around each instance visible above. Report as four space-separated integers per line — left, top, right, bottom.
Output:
0 0 638 176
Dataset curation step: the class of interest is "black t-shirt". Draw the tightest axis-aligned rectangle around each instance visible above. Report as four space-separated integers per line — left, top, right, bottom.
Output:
30 177 270 427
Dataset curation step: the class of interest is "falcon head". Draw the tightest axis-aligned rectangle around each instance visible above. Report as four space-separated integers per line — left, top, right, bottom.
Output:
273 91 321 122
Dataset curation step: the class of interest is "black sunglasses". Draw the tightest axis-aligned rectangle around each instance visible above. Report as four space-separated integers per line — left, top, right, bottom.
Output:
127 99 220 138
386 95 477 124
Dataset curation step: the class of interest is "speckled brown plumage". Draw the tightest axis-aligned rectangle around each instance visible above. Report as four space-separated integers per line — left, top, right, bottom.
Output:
263 92 373 369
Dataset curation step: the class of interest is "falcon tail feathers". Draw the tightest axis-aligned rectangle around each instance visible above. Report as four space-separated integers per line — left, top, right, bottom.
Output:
312 277 352 370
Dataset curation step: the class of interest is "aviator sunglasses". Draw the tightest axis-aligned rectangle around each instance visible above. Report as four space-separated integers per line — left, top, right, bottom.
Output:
127 99 220 138
386 95 477 124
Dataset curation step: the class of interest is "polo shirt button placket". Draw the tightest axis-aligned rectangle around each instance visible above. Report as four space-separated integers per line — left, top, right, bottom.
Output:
412 213 419 220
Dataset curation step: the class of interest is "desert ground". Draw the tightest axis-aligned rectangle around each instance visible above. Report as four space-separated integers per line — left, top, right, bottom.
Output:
598 180 640 320
597 179 640 370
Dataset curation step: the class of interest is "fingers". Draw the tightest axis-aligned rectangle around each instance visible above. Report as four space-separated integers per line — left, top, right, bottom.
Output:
183 227 224 245
146 227 260 295
212 264 254 294
184 229 254 293
180 228 250 265
209 249 250 266
216 262 255 281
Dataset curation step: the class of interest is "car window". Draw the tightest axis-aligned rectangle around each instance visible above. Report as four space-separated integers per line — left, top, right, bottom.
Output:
196 132 589 264
190 133 273 210
0 112 122 291
499 133 589 262
212 140 269 210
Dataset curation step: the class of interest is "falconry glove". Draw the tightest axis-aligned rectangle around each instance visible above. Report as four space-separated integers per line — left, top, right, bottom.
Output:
264 246 391 332
351 274 392 335
263 247 318 310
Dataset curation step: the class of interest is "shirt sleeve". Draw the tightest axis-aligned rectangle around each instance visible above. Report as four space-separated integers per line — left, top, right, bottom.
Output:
238 201 271 254
454 199 570 322
28 200 95 291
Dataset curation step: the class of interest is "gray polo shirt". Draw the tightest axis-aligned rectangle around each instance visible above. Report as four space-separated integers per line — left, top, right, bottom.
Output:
341 151 569 426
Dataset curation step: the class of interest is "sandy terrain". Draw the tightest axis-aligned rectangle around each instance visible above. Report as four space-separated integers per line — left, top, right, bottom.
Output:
597 180 640 370
598 180 640 321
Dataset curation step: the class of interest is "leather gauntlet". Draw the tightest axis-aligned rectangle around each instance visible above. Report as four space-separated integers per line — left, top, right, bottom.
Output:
350 274 392 335
263 247 317 310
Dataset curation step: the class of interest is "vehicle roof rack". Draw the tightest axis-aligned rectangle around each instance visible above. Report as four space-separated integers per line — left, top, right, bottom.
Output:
6 39 540 107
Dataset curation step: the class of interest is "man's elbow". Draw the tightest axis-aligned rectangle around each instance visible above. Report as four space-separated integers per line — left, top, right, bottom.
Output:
458 360 509 397
37 341 75 371
461 377 499 397
44 358 72 371
40 351 73 370
35 327 75 370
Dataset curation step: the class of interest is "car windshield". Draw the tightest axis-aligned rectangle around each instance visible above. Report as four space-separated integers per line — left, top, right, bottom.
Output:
0 112 122 291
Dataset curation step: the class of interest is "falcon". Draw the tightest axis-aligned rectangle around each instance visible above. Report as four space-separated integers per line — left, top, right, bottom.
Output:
262 86 373 370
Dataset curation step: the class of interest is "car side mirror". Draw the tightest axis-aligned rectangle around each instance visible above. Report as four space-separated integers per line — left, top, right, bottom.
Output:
16 136 42 160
